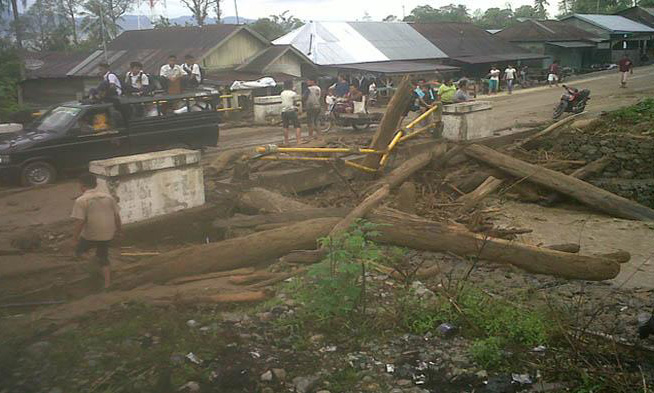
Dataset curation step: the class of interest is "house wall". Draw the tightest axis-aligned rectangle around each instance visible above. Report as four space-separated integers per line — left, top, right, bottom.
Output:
21 78 91 108
266 52 303 77
203 30 269 70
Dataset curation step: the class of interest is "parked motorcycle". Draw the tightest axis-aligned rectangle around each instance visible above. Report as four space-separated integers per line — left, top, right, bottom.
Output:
319 98 382 132
553 84 590 119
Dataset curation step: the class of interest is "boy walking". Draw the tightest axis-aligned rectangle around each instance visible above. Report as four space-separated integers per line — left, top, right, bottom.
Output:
280 80 301 145
618 53 633 88
504 65 516 94
304 79 322 138
71 173 121 290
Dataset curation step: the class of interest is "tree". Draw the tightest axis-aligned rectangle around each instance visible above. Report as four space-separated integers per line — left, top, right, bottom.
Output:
382 15 398 22
474 7 514 29
404 4 471 22
81 0 134 43
514 5 539 18
58 0 81 45
23 0 58 51
534 0 549 18
181 0 210 26
0 39 21 119
213 0 222 23
153 15 173 28
0 0 26 48
561 0 632 14
250 11 303 40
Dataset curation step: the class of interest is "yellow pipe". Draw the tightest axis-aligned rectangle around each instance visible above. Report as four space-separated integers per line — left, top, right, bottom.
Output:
344 160 378 173
254 146 382 154
398 124 433 143
216 107 242 112
404 104 440 130
219 95 234 99
260 156 336 162
379 130 404 168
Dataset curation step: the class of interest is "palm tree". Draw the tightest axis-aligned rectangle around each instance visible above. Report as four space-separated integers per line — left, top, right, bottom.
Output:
1 0 26 48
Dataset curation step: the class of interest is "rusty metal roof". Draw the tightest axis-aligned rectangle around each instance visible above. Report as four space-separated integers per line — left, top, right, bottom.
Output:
68 24 267 78
23 51 92 79
496 19 602 42
411 22 545 65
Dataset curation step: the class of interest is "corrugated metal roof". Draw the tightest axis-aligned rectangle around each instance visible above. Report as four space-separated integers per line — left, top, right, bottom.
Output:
23 51 92 79
546 40 596 48
236 45 311 73
274 21 447 66
496 19 601 42
564 14 654 33
334 60 458 74
411 23 545 65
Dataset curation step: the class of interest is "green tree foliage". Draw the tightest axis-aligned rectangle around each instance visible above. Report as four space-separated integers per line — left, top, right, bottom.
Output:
57 0 82 44
250 11 304 40
0 40 21 120
404 4 472 22
382 14 398 22
153 15 174 28
23 0 74 51
81 0 134 44
534 0 549 18
475 7 514 29
180 0 211 26
558 0 632 16
513 5 540 18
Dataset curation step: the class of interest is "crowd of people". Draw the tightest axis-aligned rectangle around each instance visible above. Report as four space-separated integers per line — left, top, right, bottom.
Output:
88 54 204 101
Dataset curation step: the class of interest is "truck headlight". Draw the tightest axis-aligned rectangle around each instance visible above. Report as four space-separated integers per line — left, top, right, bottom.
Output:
0 155 11 165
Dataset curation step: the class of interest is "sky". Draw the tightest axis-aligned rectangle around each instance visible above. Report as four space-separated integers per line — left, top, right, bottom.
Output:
143 0 561 21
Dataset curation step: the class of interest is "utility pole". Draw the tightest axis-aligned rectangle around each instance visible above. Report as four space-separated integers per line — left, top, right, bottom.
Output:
234 0 239 24
100 5 109 62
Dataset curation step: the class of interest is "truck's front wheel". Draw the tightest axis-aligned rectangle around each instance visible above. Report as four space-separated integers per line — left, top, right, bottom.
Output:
21 161 57 187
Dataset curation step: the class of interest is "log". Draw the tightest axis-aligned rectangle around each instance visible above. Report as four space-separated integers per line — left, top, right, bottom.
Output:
329 184 390 238
169 268 256 285
368 208 620 281
544 243 580 254
595 250 630 264
509 113 585 151
229 272 279 285
237 187 312 213
362 76 413 170
464 144 654 221
116 218 340 289
208 148 249 176
543 156 612 205
213 208 349 230
457 176 504 213
280 249 326 264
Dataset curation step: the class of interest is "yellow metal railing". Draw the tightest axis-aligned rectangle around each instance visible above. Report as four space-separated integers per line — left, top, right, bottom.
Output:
253 104 441 173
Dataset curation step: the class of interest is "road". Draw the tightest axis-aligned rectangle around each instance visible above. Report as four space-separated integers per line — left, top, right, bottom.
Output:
2 66 654 241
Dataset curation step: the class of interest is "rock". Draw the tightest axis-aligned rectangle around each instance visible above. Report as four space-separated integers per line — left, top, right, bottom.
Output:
178 381 200 392
272 368 287 382
261 370 273 382
258 312 274 322
26 341 51 358
293 375 319 393
362 375 374 383
396 379 412 387
436 323 458 338
186 319 199 328
389 389 403 393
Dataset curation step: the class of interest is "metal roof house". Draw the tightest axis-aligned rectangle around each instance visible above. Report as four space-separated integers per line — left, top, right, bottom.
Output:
274 21 457 77
560 14 654 63
496 19 602 70
410 22 546 75
617 6 654 29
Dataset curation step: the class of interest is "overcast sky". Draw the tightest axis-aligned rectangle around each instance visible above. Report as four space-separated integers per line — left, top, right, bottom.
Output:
144 0 560 21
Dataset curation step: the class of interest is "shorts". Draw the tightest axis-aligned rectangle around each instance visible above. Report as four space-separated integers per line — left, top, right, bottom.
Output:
306 107 321 127
489 79 498 91
76 238 110 266
281 110 300 129
621 71 629 84
548 73 559 82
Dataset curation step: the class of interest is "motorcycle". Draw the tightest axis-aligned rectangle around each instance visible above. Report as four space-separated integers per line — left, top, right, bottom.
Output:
553 84 590 119
319 97 382 132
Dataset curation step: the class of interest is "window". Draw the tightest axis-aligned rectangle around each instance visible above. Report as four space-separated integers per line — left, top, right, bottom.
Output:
76 108 119 136
32 106 81 132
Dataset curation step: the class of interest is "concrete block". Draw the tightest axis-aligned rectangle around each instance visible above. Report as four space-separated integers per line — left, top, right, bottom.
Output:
442 101 493 141
253 95 302 125
90 149 205 224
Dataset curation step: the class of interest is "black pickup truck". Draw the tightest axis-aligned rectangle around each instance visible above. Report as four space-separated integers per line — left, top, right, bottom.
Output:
0 90 221 186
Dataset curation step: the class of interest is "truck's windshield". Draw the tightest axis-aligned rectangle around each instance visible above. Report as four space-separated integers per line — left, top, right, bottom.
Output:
32 106 82 132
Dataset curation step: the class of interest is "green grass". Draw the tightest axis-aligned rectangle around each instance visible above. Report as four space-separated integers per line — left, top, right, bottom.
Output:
608 98 654 124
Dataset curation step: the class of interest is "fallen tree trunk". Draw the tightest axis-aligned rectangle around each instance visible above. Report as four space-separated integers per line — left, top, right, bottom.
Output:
465 144 654 221
457 176 504 213
509 113 585 151
545 243 580 254
238 187 312 213
329 185 390 238
543 156 612 205
213 208 349 230
368 208 620 281
117 218 340 289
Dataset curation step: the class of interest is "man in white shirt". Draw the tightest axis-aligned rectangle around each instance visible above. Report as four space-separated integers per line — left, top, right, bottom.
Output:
504 65 516 94
280 80 301 145
303 79 321 138
89 62 122 101
182 54 202 88
159 54 183 92
488 65 500 95
124 61 149 96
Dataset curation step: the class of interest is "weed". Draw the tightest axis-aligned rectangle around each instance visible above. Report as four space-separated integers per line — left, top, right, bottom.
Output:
469 337 504 369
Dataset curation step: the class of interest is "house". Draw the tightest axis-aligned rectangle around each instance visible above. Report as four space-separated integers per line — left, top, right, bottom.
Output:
496 19 602 70
617 6 654 29
273 21 458 80
410 22 546 76
560 14 654 64
20 51 93 107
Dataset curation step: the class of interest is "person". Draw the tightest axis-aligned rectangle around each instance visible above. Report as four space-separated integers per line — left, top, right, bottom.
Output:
71 173 121 290
437 79 457 104
182 54 202 89
159 54 184 93
618 53 633 88
519 65 529 87
488 65 500 95
124 61 150 96
334 75 349 97
453 79 472 103
89 63 122 101
304 79 321 138
346 83 364 112
504 64 516 94
368 80 378 106
548 60 560 87
325 87 337 111
280 80 301 145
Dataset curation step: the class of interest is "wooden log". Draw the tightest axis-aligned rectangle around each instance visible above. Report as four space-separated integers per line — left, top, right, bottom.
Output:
237 187 312 213
168 268 256 285
229 272 279 285
207 148 249 176
329 184 390 238
595 250 630 264
509 113 585 151
464 144 654 221
457 176 504 213
368 208 620 281
280 249 326 264
116 218 340 289
362 76 413 170
544 243 581 254
213 208 349 230
543 156 612 205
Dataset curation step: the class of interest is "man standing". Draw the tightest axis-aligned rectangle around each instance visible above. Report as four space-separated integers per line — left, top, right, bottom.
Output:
182 54 202 89
71 173 121 290
280 80 301 145
548 60 560 87
437 79 457 104
618 53 633 88
304 79 322 138
504 64 516 94
159 54 184 93
488 65 500 95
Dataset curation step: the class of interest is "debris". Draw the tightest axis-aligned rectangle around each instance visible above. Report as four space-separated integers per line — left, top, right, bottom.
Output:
543 156 612 205
177 381 200 392
638 313 654 339
319 345 337 353
457 176 505 213
436 323 458 338
386 364 395 373
186 320 198 328
396 181 417 214
213 208 349 230
237 187 312 214
512 373 533 385
292 375 320 393
249 350 261 359
532 345 547 353
509 112 585 151
185 352 202 365
272 368 287 382
260 370 273 382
